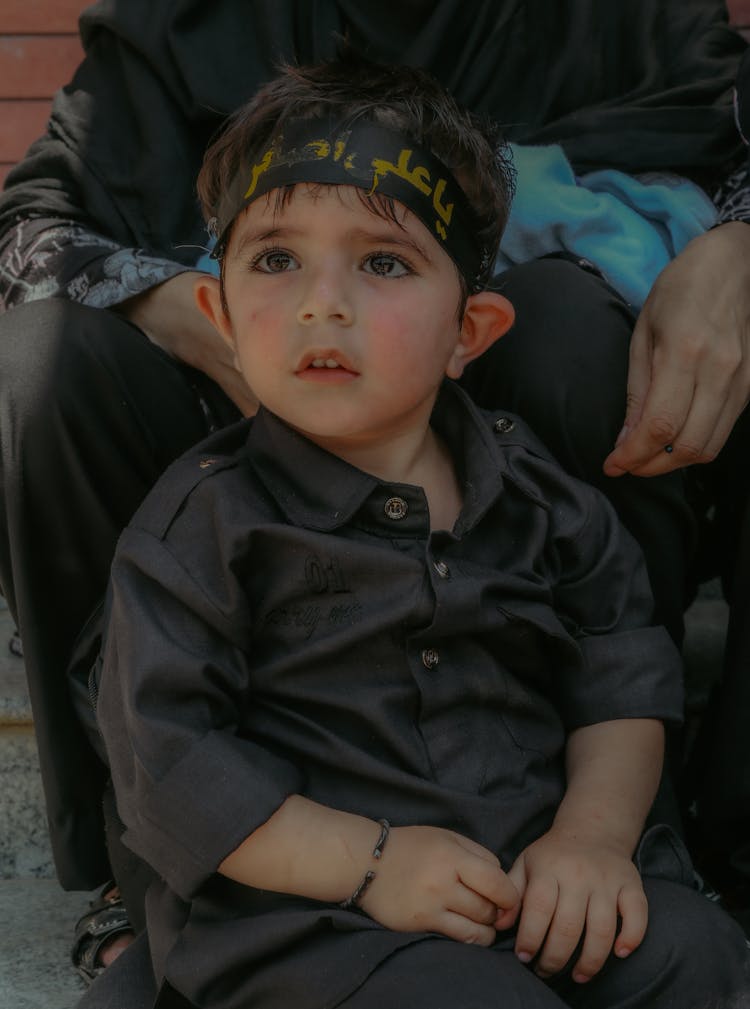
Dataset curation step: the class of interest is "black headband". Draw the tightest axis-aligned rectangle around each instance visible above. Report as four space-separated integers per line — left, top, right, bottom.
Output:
208 117 494 289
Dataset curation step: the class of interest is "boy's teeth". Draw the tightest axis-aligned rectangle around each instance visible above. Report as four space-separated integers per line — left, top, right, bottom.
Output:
311 358 340 368
325 359 339 368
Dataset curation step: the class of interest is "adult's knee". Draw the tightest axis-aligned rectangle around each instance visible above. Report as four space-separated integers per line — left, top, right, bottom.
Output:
608 879 749 1007
0 300 148 429
466 258 637 470
0 298 217 473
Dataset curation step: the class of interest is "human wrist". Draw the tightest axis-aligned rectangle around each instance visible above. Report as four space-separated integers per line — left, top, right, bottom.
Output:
547 816 637 858
339 819 390 910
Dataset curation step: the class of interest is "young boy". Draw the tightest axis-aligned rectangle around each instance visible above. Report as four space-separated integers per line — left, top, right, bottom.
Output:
92 55 749 1009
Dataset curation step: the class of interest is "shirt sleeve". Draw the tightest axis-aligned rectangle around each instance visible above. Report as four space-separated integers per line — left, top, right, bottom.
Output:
539 460 684 731
96 525 304 901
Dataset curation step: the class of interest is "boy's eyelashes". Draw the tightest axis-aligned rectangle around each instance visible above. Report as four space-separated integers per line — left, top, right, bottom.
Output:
245 246 416 278
249 246 298 273
362 251 413 277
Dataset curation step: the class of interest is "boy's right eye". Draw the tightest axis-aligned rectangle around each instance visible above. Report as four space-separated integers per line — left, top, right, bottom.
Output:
251 249 298 273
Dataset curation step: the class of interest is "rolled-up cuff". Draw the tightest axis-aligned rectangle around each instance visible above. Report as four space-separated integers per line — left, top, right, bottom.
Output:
126 730 304 900
557 625 684 730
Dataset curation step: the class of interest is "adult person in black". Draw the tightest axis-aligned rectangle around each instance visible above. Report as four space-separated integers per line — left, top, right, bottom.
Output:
0 0 749 966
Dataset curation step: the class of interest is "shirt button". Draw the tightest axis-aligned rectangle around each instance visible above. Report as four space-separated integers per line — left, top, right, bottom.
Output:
493 417 515 434
384 496 408 521
433 560 450 579
421 648 440 670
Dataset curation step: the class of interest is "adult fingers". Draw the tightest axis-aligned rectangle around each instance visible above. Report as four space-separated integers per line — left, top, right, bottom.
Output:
608 367 749 477
603 339 697 477
628 348 750 475
615 310 652 443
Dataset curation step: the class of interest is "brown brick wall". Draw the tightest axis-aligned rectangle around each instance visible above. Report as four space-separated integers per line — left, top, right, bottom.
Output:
0 1 84 186
1 2 749 189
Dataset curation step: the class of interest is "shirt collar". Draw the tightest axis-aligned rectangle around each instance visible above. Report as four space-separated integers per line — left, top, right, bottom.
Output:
244 381 509 534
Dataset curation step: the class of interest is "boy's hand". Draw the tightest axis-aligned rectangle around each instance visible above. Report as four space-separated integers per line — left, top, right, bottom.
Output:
508 829 648 983
359 825 520 946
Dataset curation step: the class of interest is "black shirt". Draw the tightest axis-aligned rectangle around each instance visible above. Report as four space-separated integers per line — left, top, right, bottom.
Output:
97 381 682 1009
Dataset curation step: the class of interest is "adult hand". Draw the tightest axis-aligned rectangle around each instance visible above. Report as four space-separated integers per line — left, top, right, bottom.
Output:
119 272 258 416
508 830 647 984
603 222 750 478
360 825 520 946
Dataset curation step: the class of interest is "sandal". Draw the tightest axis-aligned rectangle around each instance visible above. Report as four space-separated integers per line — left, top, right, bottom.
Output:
71 882 133 985
9 629 23 658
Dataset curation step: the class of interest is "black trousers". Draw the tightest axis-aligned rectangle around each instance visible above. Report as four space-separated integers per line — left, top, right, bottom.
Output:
0 258 741 897
76 878 750 1009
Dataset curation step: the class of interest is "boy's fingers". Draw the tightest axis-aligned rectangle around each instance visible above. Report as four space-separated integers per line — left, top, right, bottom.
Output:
513 876 558 964
533 890 587 978
458 858 519 912
571 893 617 982
447 888 500 927
494 900 521 932
506 853 528 898
438 910 496 947
614 884 649 957
452 833 505 865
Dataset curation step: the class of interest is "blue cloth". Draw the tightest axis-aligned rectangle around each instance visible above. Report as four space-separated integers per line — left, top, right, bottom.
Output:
496 144 717 308
195 246 219 276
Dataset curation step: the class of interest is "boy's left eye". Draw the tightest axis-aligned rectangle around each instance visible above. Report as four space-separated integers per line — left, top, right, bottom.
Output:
362 253 411 278
252 249 299 273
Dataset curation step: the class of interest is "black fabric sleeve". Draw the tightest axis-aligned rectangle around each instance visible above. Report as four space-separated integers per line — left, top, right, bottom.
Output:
96 527 304 901
550 477 684 730
504 445 685 731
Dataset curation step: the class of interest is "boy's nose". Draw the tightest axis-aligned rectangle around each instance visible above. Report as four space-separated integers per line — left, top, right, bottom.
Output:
296 269 353 326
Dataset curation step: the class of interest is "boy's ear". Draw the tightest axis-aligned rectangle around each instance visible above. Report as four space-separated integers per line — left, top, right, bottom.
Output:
446 291 515 380
194 275 234 348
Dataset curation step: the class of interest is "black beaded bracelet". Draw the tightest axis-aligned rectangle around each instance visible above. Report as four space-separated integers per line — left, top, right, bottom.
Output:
339 819 391 910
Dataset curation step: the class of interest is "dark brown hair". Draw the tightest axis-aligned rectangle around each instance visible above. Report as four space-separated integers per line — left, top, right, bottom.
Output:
197 50 515 291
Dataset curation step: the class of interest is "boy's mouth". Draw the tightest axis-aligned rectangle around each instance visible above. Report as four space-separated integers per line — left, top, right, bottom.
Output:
296 351 359 378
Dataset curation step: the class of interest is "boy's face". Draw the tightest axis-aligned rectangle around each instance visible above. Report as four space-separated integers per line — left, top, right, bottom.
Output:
197 183 512 458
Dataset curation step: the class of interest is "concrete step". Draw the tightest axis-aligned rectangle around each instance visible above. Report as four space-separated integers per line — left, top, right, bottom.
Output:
0 604 54 880
0 877 89 1009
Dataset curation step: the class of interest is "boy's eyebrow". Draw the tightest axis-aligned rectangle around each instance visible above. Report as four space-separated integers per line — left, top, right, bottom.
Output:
347 227 433 262
232 227 292 260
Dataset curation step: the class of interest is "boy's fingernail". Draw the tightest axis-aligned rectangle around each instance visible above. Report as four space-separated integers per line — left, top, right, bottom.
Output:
573 972 590 984
615 945 631 958
615 424 630 447
516 950 532 963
